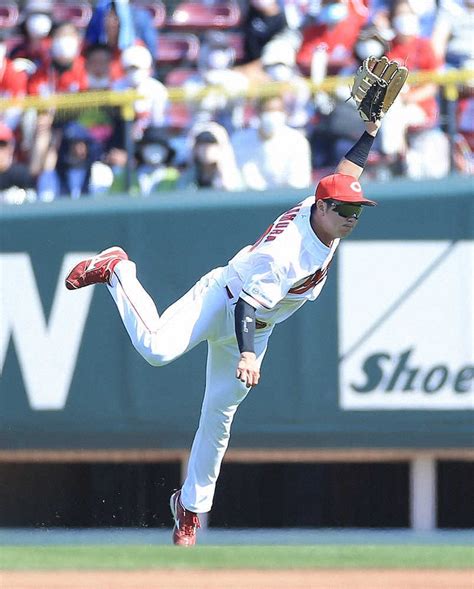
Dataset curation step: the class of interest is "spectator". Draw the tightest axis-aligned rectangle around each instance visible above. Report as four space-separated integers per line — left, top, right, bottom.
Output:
297 0 368 77
85 43 113 90
105 45 168 172
379 1 449 178
0 123 36 204
28 23 87 96
36 122 113 200
241 0 289 65
28 23 87 178
282 0 313 30
179 123 242 191
9 0 54 72
231 95 311 190
0 31 28 131
260 38 312 128
183 31 249 132
85 0 155 81
431 0 474 67
309 26 388 172
370 0 439 38
56 44 117 166
130 0 158 61
110 126 179 195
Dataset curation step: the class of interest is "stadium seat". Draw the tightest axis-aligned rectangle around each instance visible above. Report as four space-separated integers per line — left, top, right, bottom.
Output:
156 32 200 64
0 2 18 28
167 1 241 30
135 1 166 28
53 2 92 28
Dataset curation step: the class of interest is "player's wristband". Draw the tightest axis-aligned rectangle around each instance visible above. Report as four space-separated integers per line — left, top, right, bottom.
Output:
235 297 256 354
344 131 375 169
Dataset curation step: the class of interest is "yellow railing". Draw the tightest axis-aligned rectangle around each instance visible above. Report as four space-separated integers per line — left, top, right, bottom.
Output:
0 69 472 115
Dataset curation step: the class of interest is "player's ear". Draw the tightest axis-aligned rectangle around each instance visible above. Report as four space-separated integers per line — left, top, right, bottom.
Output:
316 198 327 214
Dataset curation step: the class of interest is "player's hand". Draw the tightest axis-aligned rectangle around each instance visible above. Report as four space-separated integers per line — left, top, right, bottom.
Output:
236 352 260 388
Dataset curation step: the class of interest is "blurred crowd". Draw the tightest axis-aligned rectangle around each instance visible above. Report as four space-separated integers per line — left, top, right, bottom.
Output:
0 0 473 204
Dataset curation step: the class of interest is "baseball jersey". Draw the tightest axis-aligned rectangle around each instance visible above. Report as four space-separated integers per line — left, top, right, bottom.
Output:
225 196 340 325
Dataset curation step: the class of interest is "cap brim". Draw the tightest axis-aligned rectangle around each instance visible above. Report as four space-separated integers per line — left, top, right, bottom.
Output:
324 195 377 206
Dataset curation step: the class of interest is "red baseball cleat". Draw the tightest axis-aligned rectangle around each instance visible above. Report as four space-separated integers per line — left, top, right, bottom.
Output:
170 490 201 547
65 246 128 290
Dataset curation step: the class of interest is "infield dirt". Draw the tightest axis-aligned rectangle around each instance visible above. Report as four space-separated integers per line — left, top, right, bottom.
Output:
1 569 473 589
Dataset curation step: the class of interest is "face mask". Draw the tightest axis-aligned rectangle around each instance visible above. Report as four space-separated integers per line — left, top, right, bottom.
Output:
259 110 286 136
87 74 110 89
195 144 220 164
266 64 293 82
26 14 52 38
318 3 348 25
355 39 385 60
142 144 167 166
126 68 148 87
207 50 231 70
392 13 420 36
51 36 79 61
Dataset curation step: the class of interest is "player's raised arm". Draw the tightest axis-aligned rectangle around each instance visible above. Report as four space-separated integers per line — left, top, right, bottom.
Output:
336 56 409 180
335 120 381 180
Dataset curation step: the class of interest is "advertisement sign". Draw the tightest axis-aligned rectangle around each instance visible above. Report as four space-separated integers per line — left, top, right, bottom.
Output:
339 241 474 410
0 253 94 410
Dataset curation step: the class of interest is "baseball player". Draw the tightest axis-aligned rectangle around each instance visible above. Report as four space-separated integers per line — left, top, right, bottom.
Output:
65 58 407 546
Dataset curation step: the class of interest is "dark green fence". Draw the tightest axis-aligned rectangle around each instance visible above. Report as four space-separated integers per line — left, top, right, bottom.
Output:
1 177 473 450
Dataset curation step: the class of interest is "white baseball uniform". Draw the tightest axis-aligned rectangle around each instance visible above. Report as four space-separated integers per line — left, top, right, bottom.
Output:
107 196 339 513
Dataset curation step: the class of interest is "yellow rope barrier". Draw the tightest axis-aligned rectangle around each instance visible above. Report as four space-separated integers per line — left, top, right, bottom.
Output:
0 69 471 112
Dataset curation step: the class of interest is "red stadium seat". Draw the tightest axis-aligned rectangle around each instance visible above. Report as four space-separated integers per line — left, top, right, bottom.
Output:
0 2 18 28
156 32 200 64
168 1 241 30
53 2 92 28
135 1 166 28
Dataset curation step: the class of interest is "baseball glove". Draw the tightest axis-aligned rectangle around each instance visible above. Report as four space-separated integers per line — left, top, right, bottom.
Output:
350 56 409 122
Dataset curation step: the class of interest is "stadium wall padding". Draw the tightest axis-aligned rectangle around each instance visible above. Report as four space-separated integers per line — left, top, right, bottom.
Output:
1 177 473 450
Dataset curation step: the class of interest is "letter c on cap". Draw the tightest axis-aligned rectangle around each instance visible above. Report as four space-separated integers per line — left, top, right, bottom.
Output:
350 181 362 192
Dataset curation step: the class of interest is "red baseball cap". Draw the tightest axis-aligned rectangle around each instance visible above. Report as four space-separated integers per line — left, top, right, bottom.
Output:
315 174 377 206
0 123 14 143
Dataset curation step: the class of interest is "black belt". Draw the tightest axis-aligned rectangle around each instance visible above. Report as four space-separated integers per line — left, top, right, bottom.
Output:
225 285 267 330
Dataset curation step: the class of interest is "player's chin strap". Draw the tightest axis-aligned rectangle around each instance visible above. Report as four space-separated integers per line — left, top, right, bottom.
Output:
235 297 256 354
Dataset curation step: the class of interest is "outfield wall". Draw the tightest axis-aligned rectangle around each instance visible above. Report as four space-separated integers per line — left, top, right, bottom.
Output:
0 177 473 452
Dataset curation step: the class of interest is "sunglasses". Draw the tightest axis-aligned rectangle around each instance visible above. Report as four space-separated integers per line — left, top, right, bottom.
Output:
327 200 363 220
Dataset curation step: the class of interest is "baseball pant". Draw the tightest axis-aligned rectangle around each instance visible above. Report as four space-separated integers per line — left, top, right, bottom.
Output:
107 260 272 513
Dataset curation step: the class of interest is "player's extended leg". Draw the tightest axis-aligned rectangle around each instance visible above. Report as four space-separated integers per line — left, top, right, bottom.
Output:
107 259 228 366
170 331 271 546
181 328 272 513
65 246 230 366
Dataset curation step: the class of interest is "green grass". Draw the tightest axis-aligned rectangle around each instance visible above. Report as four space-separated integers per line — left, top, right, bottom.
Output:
0 545 473 570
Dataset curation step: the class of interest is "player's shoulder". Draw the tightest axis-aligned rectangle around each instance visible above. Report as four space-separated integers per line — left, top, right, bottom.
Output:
297 195 316 214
